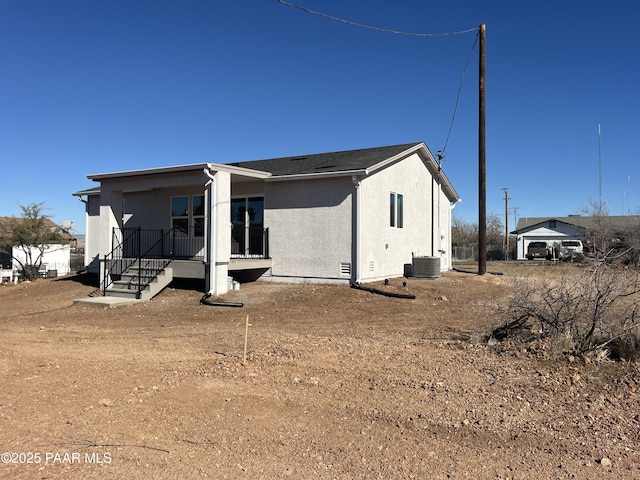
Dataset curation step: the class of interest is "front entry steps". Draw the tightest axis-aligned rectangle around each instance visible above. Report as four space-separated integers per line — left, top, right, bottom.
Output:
106 265 173 301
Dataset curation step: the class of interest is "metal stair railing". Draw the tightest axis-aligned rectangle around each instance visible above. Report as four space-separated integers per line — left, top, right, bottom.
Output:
103 227 141 296
132 228 176 299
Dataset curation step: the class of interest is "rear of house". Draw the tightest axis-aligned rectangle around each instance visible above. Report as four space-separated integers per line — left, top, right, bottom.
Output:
74 143 460 299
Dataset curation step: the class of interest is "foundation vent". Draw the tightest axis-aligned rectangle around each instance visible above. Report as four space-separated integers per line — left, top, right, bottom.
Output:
340 262 351 275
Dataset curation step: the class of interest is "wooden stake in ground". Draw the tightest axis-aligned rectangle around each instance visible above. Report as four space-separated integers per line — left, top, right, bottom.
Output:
243 315 250 365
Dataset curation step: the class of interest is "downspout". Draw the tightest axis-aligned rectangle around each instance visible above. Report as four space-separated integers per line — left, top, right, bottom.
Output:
352 175 361 284
449 200 458 266
76 196 89 269
204 168 217 295
437 169 441 259
431 176 435 256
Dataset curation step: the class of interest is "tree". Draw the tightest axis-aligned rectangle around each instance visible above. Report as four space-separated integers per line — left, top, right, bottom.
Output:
452 217 478 246
452 214 504 246
2 203 67 281
581 200 615 257
581 200 640 265
486 214 504 246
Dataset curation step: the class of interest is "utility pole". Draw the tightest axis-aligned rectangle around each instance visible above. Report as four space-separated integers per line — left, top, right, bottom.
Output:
478 24 487 275
502 188 509 259
510 206 520 231
628 176 631 215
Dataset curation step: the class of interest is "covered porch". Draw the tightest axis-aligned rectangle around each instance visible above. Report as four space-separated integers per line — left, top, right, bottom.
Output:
87 163 273 298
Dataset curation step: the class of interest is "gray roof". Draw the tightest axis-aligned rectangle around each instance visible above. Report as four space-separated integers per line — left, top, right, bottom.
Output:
228 143 422 176
72 186 101 197
77 142 460 202
513 215 640 234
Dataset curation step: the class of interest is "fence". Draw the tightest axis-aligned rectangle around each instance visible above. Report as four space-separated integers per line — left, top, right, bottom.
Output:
453 244 518 261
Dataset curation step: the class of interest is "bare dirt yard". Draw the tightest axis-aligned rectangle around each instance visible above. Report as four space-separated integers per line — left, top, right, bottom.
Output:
1 262 639 479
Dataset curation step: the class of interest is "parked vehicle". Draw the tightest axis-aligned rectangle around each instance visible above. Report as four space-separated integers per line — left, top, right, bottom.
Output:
561 239 583 254
526 241 551 260
554 239 585 260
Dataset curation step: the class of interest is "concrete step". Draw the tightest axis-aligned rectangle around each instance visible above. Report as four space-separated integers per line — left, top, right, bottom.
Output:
106 266 173 301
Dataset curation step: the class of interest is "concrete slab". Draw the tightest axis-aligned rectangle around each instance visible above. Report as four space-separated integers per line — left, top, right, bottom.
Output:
73 296 141 308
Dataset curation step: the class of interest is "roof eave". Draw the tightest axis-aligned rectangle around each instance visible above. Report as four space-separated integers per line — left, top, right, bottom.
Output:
72 187 101 197
265 169 369 182
206 162 272 179
363 142 460 202
87 163 211 181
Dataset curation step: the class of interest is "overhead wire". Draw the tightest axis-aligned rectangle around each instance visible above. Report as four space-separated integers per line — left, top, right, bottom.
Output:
275 0 480 159
439 30 479 163
276 0 477 36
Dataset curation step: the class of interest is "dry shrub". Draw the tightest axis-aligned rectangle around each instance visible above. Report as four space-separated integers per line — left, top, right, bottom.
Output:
490 264 640 361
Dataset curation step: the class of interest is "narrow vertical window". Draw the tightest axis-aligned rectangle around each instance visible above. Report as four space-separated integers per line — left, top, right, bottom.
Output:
171 196 189 236
390 193 396 227
390 192 403 228
193 195 205 237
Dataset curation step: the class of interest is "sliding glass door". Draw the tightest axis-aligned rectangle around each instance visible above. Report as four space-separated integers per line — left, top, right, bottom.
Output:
231 197 264 257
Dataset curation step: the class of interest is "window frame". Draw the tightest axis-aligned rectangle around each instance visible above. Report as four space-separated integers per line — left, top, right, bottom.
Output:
390 192 404 229
192 194 205 238
170 195 205 238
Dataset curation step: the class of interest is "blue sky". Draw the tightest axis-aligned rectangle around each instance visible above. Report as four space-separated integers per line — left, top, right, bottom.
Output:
1 0 638 234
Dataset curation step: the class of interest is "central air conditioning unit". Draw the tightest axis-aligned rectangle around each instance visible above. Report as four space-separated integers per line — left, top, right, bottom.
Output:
412 256 441 278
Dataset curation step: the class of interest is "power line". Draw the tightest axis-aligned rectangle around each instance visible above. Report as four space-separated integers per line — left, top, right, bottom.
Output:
276 0 480 159
439 31 479 160
276 0 477 37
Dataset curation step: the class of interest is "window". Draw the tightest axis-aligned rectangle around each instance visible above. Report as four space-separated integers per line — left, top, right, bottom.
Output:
171 196 189 236
231 197 265 256
390 193 395 227
390 192 404 228
193 195 204 237
171 195 205 237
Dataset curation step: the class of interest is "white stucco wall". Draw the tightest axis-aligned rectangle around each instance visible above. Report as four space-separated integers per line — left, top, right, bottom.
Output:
208 170 232 295
84 194 101 274
264 176 353 280
436 183 453 270
359 152 443 282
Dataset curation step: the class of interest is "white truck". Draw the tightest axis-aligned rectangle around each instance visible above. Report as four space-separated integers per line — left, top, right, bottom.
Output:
556 239 584 260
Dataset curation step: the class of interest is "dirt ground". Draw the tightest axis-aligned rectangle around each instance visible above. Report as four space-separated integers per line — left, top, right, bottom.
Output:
1 262 639 479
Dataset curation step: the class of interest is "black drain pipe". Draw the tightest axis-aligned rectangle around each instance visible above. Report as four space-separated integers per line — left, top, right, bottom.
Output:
350 283 416 300
200 293 244 307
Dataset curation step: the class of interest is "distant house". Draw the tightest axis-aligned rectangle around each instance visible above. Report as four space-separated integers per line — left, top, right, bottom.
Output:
73 142 461 299
511 215 640 259
12 244 71 277
0 216 72 275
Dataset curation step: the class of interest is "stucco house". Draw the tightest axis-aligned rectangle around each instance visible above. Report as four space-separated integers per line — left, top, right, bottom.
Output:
512 215 640 259
0 216 72 276
73 142 461 299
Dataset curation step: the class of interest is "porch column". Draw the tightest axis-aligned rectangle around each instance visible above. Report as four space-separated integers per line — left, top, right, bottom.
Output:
98 186 123 289
205 170 231 295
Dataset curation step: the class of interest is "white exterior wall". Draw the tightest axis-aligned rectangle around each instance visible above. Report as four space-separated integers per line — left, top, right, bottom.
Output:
206 170 231 295
437 184 454 270
264 177 353 281
84 194 101 274
359 153 440 282
13 244 71 276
